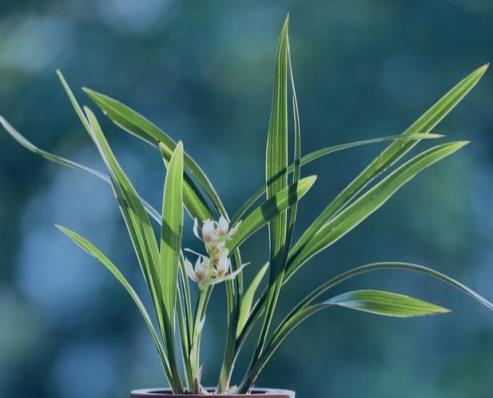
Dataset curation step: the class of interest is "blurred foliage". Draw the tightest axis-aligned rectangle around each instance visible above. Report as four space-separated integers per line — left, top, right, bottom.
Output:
1 1 493 398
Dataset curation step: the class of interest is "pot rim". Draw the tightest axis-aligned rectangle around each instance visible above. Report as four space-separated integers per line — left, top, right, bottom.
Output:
130 388 295 398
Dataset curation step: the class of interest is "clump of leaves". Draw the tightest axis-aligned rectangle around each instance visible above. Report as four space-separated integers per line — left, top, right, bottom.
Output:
2 16 492 394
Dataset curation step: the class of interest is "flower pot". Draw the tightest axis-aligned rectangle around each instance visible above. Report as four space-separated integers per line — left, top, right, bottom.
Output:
130 388 295 398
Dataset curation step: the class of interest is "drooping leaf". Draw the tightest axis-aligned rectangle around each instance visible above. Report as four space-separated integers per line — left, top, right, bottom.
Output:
290 64 488 258
286 141 468 279
325 289 449 317
55 225 174 383
290 261 493 316
227 175 317 253
0 115 162 224
239 286 448 392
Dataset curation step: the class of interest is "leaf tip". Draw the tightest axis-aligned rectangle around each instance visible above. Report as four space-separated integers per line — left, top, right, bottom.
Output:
306 174 318 186
479 62 490 73
54 224 65 233
455 140 470 149
55 69 65 82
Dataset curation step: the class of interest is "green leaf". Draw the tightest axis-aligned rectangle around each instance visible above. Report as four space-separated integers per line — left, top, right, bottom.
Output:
265 15 290 280
160 143 213 221
237 262 269 338
82 86 225 218
285 37 301 257
326 289 449 317
241 259 493 393
289 261 493 316
83 107 162 308
287 141 468 279
56 72 165 327
160 141 184 324
227 175 317 253
55 225 174 380
239 285 448 392
82 106 184 391
231 133 443 224
0 115 162 224
290 64 488 259
246 18 292 385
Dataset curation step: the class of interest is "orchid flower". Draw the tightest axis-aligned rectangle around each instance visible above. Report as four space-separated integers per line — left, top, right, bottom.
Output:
193 216 241 244
186 217 245 285
183 255 210 284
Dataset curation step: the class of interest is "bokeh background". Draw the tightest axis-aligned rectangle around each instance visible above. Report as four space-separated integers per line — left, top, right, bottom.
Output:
1 1 493 397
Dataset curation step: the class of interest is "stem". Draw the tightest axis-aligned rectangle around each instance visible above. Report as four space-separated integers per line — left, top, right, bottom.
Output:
177 268 193 389
217 249 243 392
190 286 212 393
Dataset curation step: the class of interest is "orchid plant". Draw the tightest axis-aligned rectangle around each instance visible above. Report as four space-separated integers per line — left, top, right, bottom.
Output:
2 16 493 395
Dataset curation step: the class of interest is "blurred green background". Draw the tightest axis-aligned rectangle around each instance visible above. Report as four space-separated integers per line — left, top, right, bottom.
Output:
1 1 493 398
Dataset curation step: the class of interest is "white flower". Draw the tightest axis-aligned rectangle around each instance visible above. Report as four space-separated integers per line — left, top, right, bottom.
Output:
187 217 244 285
209 244 229 266
215 255 231 277
203 220 217 243
184 255 210 283
216 216 241 241
193 217 241 244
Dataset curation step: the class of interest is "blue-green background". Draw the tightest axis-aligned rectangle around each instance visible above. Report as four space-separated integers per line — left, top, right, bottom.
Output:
1 1 493 398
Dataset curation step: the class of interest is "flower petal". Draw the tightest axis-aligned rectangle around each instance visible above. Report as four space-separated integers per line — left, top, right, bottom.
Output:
183 257 198 282
193 218 202 241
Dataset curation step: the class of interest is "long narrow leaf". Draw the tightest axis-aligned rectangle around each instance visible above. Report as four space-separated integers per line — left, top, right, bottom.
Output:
290 64 488 258
55 225 174 381
57 73 164 327
160 141 184 324
0 115 162 224
160 143 213 221
231 133 443 224
82 87 226 218
265 15 290 280
227 175 316 253
237 263 269 338
240 285 449 391
287 141 468 278
291 261 493 316
326 289 449 317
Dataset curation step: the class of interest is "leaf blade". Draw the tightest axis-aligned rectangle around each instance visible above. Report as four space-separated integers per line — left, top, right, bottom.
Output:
83 86 226 218
0 115 162 224
231 133 443 224
265 16 290 279
160 141 184 324
290 64 488 258
55 225 174 379
237 262 269 338
287 141 468 278
326 289 449 317
227 175 317 253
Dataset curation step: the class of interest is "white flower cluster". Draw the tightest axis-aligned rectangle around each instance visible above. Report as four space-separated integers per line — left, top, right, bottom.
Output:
184 216 243 285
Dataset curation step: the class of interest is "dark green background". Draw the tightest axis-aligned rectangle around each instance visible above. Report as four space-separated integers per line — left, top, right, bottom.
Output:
1 1 493 398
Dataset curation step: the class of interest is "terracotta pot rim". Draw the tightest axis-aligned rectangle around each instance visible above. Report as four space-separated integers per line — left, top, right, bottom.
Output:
130 388 295 397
